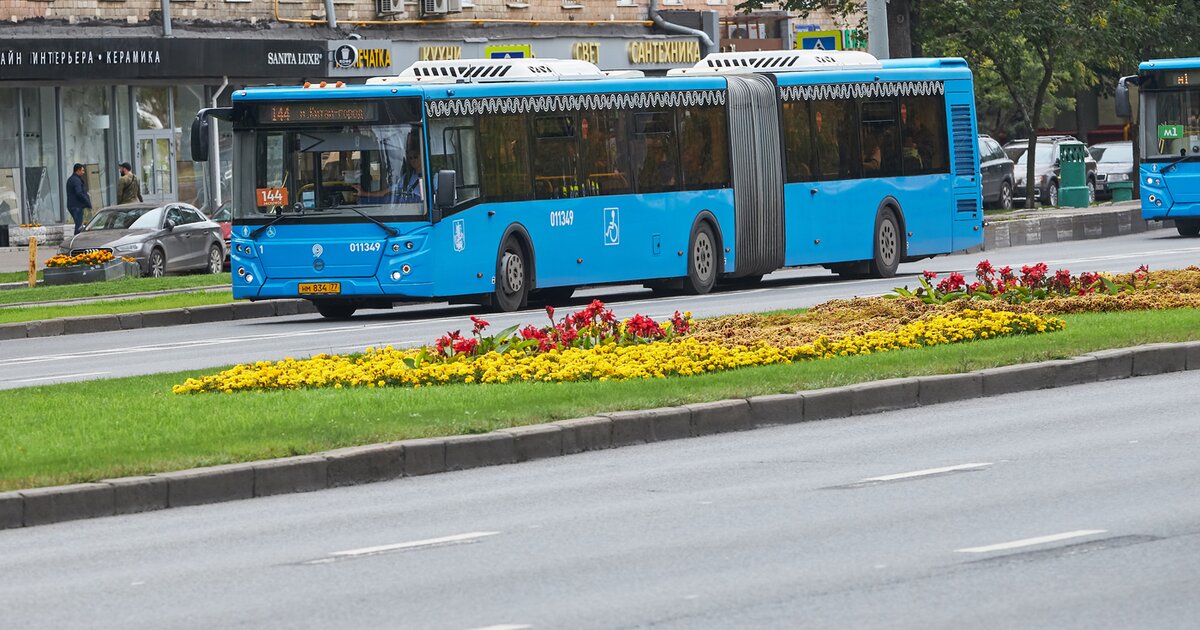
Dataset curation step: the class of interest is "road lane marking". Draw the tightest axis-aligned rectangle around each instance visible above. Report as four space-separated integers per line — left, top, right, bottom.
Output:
11 371 110 383
320 531 500 561
955 529 1107 554
857 462 993 483
466 625 532 630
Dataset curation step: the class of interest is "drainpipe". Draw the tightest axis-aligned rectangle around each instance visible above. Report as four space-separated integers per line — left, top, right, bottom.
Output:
324 0 338 29
648 0 715 55
209 77 229 210
161 0 172 37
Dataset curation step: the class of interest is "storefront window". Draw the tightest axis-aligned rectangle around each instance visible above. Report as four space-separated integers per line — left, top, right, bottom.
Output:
22 87 62 225
62 87 113 215
175 85 209 211
0 90 19 225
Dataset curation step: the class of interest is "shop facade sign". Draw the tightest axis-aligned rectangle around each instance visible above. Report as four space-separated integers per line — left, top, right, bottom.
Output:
0 38 326 81
328 40 397 77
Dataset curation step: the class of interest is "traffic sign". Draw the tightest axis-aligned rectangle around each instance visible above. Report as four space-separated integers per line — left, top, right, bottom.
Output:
796 30 843 51
485 44 532 59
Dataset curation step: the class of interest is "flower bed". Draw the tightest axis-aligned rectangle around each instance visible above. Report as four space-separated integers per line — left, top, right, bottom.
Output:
174 299 1064 394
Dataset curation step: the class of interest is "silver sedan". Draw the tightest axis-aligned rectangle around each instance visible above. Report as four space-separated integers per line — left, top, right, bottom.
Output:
60 202 225 277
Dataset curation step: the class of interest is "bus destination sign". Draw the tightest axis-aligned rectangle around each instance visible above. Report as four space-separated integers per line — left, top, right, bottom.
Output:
260 102 377 124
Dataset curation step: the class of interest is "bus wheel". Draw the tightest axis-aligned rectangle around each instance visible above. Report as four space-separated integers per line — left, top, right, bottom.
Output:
685 222 717 294
869 209 901 278
495 238 528 312
314 300 356 319
1178 219 1200 237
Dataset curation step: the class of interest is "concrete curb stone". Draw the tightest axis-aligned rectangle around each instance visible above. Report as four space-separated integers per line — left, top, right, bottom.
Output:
141 309 190 328
1085 348 1135 381
104 476 168 515
187 304 235 324
1184 341 1200 370
800 386 854 420
117 312 144 330
444 433 515 471
254 455 328 497
162 463 256 507
1051 356 1099 388
917 372 983 406
20 483 114 526
233 301 279 320
746 393 804 426
323 443 405 487
980 361 1059 397
852 378 919 415
500 425 564 462
0 491 26 530
1132 343 1187 376
0 323 27 340
604 410 655 446
636 407 692 441
62 315 120 335
555 416 612 453
26 319 65 338
400 438 446 476
687 400 751 436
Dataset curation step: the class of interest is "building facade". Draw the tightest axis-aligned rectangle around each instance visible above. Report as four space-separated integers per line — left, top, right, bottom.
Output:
0 0 851 226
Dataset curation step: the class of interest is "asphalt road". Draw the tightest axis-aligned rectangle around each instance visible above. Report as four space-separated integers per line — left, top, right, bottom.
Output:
2 372 1198 629
3 230 1199 390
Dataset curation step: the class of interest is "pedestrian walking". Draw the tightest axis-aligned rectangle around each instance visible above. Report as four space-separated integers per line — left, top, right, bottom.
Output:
117 162 143 204
65 163 91 235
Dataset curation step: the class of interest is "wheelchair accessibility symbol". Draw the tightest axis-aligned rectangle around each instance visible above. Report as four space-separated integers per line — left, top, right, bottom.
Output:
603 207 620 246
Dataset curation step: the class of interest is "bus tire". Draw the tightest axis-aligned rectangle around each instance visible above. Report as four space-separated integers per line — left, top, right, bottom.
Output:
494 237 529 312
869 209 901 279
685 222 717 294
314 300 356 319
1177 219 1200 237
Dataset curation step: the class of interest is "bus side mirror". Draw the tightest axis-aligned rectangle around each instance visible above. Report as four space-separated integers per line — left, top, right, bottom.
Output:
1115 75 1137 119
435 169 457 213
191 115 210 163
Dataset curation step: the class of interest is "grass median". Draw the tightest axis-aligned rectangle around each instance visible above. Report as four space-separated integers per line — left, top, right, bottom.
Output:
1 307 1197 492
0 293 237 325
0 272 230 305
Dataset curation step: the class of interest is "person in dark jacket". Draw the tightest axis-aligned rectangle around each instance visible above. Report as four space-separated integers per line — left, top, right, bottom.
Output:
117 161 143 204
65 163 91 234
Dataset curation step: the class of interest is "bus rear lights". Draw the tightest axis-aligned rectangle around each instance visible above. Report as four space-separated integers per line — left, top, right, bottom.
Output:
237 267 246 276
391 271 402 281
401 264 412 274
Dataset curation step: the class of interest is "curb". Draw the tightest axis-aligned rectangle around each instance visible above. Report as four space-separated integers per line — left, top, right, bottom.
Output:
983 206 1170 250
0 299 318 341
3 340 1197 530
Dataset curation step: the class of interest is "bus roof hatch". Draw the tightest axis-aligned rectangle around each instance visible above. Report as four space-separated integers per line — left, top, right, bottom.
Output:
368 58 609 85
668 50 882 76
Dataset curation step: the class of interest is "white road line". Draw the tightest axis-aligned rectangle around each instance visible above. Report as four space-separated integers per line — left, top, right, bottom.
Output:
328 531 500 558
466 625 532 630
11 371 110 383
955 529 1107 554
858 462 992 483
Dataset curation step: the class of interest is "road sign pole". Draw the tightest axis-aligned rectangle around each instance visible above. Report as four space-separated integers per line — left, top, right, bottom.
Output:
867 0 889 59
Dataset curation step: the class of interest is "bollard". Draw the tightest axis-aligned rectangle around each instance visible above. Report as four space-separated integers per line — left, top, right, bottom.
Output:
28 237 37 288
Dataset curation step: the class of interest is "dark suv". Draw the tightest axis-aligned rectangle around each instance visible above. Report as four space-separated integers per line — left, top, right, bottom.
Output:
1004 135 1098 206
978 135 1015 209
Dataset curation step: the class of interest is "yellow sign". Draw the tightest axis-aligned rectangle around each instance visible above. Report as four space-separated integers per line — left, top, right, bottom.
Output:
795 30 843 51
354 48 392 69
572 42 600 64
627 41 701 65
419 46 462 61
485 44 533 59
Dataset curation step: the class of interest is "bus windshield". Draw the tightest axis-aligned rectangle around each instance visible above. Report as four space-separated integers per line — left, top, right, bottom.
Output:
1142 87 1200 160
242 122 427 221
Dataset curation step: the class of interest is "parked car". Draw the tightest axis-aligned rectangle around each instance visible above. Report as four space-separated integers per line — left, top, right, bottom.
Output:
1004 135 1098 206
978 135 1015 209
60 202 225 278
1088 141 1135 199
209 201 232 267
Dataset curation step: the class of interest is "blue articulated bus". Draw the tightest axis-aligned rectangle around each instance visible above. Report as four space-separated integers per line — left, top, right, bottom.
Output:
1118 58 1200 237
192 50 981 318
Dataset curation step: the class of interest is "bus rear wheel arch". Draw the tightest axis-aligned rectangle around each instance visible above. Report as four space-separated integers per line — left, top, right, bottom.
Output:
1177 219 1200 237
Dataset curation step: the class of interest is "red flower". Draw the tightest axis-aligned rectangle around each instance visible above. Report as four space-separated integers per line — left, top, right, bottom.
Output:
452 337 479 355
922 270 938 281
470 315 490 336
545 305 555 321
936 271 966 293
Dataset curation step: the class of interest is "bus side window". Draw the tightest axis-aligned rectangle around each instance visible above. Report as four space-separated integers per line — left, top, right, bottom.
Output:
812 99 860 181
532 114 582 200
899 95 950 174
680 105 730 190
429 117 482 210
860 98 901 178
782 100 815 182
480 113 533 202
581 109 631 196
631 110 680 194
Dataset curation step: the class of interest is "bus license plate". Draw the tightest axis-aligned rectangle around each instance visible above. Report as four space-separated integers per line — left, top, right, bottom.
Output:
298 282 341 295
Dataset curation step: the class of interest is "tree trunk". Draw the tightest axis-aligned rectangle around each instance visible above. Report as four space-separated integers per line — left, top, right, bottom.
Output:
887 0 913 58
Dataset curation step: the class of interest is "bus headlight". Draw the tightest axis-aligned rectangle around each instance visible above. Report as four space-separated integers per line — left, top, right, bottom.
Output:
391 271 401 281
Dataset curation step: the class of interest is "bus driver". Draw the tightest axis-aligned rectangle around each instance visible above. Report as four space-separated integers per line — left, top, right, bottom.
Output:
356 131 423 203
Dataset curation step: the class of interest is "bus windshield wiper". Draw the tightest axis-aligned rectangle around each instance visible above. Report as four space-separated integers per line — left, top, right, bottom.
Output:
1161 151 1196 174
249 204 298 239
340 205 400 237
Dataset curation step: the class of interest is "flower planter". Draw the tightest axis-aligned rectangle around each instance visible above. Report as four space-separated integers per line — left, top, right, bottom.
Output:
43 259 127 286
9 225 47 247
